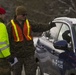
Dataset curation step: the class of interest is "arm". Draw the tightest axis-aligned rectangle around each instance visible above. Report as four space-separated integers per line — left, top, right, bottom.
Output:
30 20 56 32
7 22 14 51
0 23 10 57
29 20 51 32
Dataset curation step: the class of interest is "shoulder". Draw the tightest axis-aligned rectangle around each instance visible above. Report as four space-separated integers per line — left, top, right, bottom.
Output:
6 21 12 30
7 20 12 26
0 22 6 27
0 22 7 31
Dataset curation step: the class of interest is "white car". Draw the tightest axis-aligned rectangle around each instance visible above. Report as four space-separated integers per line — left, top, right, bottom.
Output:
34 17 76 75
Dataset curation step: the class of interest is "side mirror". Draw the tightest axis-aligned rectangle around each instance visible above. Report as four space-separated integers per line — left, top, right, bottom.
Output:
53 40 68 50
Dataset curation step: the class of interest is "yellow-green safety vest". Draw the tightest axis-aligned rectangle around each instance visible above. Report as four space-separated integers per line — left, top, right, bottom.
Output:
0 22 11 58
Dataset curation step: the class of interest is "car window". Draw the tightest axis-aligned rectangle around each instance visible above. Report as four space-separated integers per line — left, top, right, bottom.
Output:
50 23 62 40
42 23 62 40
42 23 62 39
58 24 70 40
57 23 72 49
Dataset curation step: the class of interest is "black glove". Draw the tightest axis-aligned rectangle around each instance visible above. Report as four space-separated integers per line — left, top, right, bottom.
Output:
7 56 14 64
49 22 56 28
62 30 71 43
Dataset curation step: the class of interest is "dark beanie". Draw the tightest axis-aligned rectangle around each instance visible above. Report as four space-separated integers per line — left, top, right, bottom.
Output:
0 7 6 14
15 6 26 15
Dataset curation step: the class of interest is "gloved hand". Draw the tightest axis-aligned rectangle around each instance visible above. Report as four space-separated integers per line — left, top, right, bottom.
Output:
6 56 18 66
49 22 56 28
7 56 14 64
62 30 71 43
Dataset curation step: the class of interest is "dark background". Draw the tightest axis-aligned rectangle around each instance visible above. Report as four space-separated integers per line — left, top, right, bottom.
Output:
0 0 76 36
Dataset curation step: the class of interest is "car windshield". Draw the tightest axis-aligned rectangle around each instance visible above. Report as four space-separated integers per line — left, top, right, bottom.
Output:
42 23 62 39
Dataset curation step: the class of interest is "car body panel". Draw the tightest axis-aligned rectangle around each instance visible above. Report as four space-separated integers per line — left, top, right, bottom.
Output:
34 17 76 75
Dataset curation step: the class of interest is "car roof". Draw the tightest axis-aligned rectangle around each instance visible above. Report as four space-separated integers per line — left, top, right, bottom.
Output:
52 17 76 25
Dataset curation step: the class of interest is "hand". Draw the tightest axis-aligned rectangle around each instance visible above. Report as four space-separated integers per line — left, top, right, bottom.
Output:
7 56 14 64
62 30 71 43
49 22 56 28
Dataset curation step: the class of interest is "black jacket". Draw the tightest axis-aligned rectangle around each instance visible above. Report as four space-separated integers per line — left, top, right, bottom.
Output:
7 17 51 58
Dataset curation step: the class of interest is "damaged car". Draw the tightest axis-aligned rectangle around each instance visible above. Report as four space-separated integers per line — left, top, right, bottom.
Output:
34 17 76 75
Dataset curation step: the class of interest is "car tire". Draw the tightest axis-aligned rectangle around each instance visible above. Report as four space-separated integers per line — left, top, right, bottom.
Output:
65 69 76 75
36 62 43 75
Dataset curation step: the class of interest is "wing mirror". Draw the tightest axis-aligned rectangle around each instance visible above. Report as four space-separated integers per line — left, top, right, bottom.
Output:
53 40 68 50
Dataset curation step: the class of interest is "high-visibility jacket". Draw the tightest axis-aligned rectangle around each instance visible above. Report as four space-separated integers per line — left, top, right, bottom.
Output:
11 19 33 42
0 22 11 58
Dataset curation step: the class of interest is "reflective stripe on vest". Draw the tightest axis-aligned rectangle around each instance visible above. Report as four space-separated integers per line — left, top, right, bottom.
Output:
26 19 32 40
0 45 9 51
0 42 9 51
11 19 32 42
11 20 20 41
0 42 7 45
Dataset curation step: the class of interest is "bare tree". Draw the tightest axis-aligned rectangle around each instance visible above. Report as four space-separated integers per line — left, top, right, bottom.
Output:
58 0 76 17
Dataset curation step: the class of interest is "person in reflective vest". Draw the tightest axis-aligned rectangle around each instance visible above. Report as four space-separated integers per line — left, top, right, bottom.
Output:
11 19 32 42
7 6 52 75
0 7 11 75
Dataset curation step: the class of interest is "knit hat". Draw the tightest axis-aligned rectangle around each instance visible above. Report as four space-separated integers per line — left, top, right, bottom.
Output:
15 6 26 15
0 7 6 14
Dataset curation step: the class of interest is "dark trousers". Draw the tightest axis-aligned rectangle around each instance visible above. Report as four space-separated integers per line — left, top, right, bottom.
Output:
0 59 11 75
12 56 37 75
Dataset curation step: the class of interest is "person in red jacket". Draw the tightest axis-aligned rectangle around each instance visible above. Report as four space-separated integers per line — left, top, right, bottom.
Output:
7 6 54 75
